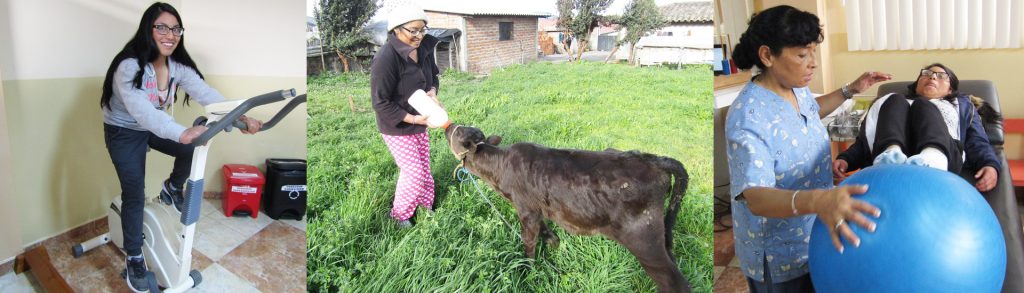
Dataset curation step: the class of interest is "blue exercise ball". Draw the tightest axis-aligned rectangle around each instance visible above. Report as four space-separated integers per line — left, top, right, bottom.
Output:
809 164 1006 292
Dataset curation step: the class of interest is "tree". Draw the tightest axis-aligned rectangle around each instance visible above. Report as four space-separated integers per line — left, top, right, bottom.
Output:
557 0 614 63
556 0 574 61
606 0 666 65
601 14 621 63
315 0 378 73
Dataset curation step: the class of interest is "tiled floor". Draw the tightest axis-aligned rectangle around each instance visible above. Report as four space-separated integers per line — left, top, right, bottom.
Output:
713 214 749 293
0 270 41 292
0 197 306 292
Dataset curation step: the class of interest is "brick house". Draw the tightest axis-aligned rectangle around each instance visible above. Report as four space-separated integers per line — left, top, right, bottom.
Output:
422 1 550 74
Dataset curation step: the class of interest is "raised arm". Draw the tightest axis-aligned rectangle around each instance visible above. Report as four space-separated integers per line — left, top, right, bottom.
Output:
817 71 893 118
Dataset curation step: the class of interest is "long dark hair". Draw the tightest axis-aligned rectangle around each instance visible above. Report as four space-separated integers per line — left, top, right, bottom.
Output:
732 5 823 71
100 2 203 109
907 63 960 102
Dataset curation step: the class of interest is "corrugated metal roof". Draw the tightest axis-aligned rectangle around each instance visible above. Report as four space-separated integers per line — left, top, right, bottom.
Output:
422 0 551 17
660 1 713 23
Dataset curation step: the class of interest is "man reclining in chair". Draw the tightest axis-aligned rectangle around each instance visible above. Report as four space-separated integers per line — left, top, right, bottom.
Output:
832 63 1001 192
444 124 691 293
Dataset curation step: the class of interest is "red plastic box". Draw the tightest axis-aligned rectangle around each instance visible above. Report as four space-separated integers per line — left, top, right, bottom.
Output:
222 164 265 218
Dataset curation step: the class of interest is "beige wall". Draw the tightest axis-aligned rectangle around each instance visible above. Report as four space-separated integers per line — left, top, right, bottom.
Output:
0 0 305 247
0 62 22 265
820 0 1024 158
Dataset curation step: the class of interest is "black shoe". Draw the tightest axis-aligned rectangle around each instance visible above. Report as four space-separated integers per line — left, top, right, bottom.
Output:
124 256 150 292
159 179 185 213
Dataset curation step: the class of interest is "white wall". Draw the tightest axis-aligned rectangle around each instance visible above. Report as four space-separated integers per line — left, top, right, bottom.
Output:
714 0 753 49
179 1 306 77
659 23 714 48
1 0 305 80
612 23 714 62
635 47 713 65
1 0 174 80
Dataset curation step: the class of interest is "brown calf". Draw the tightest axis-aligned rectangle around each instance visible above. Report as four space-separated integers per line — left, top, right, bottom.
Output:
444 124 691 293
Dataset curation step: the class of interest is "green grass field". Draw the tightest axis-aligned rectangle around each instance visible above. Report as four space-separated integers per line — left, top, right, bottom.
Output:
306 62 713 292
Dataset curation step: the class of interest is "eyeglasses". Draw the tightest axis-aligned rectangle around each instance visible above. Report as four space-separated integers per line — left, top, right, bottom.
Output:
153 24 185 36
919 69 949 80
400 26 428 36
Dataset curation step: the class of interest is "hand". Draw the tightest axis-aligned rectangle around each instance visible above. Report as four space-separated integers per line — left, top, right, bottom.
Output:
238 115 263 135
179 126 209 145
849 71 894 94
427 88 444 109
832 159 849 180
809 185 881 253
975 166 998 192
412 115 428 125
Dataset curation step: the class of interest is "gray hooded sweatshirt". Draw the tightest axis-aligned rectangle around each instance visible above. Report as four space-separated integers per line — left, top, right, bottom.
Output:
103 57 224 142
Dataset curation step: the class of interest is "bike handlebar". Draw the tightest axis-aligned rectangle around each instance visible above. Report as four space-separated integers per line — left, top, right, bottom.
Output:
191 89 304 146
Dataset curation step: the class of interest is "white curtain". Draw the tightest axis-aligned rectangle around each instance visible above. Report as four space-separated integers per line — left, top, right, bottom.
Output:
844 0 1024 51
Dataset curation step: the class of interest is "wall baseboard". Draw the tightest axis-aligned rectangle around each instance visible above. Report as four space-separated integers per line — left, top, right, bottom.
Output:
2 193 226 278
0 216 105 278
0 256 12 276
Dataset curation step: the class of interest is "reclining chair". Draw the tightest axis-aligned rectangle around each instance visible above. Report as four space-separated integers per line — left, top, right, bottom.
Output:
714 106 731 231
877 80 1024 292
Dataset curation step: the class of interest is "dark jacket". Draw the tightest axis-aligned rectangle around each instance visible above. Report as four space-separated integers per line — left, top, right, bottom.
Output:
838 94 1001 174
370 33 441 135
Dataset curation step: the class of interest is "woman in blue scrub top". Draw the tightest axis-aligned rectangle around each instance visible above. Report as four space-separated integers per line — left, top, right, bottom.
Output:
725 5 892 292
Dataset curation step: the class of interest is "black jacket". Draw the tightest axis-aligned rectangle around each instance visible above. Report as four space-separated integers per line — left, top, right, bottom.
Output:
838 94 1000 174
370 34 441 135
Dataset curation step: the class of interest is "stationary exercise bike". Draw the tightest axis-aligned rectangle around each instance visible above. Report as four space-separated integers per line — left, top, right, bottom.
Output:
73 89 307 292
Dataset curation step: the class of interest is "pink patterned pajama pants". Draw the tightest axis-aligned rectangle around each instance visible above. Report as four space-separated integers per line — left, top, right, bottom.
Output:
381 132 435 221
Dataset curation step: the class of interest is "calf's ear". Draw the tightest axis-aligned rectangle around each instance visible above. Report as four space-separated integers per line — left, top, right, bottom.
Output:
485 135 502 145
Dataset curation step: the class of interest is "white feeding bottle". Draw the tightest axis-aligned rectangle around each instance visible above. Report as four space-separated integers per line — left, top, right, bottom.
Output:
408 89 451 129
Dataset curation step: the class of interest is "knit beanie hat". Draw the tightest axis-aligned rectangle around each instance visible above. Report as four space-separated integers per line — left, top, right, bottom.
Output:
388 5 428 32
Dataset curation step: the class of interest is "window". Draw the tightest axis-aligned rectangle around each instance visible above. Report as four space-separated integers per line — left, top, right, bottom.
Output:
499 22 513 41
845 1 1023 50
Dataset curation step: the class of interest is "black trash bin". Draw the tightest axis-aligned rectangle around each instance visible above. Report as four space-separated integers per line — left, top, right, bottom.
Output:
262 158 307 220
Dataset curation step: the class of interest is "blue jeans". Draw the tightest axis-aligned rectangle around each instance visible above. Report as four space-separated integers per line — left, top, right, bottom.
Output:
104 124 194 255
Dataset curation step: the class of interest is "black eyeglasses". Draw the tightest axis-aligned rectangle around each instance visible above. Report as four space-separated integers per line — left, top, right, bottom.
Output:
153 24 185 36
919 69 949 80
400 26 428 36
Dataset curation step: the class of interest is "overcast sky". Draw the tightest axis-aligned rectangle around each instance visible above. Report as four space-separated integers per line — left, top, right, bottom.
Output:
306 0 703 17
